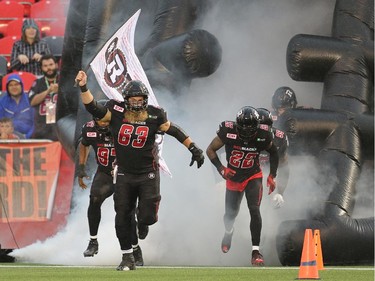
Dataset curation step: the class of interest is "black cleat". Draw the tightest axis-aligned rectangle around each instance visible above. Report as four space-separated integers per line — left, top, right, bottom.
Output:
116 253 136 271
83 239 98 257
133 246 144 266
221 228 234 253
251 250 264 266
138 224 149 240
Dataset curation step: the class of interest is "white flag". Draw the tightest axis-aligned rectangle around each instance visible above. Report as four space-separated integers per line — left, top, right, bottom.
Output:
90 9 171 177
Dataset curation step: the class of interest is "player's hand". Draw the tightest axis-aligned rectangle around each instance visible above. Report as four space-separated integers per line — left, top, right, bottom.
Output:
218 166 236 180
188 142 204 168
75 70 87 87
267 174 276 195
272 193 284 208
76 164 89 189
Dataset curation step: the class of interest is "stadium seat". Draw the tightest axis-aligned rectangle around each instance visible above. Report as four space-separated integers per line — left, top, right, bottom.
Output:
43 36 64 61
2 71 37 93
30 0 68 22
0 56 8 77
0 35 20 62
7 0 36 17
4 18 42 37
0 1 25 37
40 17 66 37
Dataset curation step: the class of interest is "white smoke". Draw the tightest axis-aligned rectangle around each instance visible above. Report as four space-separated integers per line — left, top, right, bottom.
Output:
11 0 373 268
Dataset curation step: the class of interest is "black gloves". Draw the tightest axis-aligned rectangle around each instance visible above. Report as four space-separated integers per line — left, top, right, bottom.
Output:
188 142 204 168
76 164 88 178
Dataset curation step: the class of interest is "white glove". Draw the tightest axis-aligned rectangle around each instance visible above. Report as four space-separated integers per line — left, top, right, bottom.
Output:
272 193 284 209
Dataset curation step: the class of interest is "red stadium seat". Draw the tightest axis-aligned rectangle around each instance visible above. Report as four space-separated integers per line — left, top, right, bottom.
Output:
0 35 20 63
2 71 37 93
0 1 25 37
7 0 36 17
4 18 42 37
30 0 68 22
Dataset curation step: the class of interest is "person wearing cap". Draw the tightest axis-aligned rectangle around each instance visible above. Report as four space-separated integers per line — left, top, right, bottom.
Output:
10 18 51 76
0 73 34 138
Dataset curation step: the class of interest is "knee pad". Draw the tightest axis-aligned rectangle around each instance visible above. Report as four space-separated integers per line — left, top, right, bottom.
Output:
137 195 161 225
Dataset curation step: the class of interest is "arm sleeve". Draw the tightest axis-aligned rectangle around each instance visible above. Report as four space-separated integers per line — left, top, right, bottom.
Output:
165 122 189 143
84 99 107 120
266 142 279 177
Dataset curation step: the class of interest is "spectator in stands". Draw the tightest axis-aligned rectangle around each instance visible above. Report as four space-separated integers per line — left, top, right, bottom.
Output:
28 54 59 141
10 18 51 76
0 117 22 140
0 73 34 138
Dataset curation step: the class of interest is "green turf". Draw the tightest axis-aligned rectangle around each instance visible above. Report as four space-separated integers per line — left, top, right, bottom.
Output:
0 264 373 281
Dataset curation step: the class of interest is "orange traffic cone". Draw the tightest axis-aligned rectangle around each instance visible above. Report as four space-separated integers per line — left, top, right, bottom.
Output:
314 229 325 270
297 229 320 280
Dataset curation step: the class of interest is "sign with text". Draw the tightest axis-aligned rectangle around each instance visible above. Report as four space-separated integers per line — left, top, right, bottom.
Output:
0 142 62 222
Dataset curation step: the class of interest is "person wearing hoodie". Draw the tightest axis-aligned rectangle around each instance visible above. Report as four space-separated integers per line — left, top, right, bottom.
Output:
0 74 34 138
10 18 51 76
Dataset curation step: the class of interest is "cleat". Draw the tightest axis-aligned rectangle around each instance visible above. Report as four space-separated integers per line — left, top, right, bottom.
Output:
251 250 264 266
83 239 98 257
138 224 149 240
116 253 136 271
133 245 144 266
221 228 234 253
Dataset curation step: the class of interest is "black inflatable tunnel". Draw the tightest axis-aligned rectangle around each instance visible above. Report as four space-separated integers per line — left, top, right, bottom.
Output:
277 0 374 265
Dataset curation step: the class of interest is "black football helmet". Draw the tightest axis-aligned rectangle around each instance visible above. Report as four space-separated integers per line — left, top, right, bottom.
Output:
236 106 260 141
94 99 110 134
257 107 273 126
122 80 149 112
271 86 297 110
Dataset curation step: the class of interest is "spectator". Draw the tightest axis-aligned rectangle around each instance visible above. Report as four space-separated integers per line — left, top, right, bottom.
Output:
10 18 51 76
0 73 34 138
0 117 22 140
28 54 59 141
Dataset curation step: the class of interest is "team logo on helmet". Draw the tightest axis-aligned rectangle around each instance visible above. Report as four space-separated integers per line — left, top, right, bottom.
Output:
103 37 131 95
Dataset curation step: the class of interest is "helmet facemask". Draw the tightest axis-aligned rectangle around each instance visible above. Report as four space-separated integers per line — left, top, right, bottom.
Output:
236 106 260 141
122 80 149 112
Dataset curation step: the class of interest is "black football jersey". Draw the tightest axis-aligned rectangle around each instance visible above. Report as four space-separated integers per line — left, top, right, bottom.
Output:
217 121 274 182
106 100 168 174
81 120 116 174
259 124 288 165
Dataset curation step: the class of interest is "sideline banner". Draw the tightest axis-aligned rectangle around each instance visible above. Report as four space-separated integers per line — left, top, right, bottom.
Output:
0 142 62 222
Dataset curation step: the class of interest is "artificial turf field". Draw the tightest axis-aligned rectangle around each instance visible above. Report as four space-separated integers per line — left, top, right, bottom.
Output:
0 264 373 281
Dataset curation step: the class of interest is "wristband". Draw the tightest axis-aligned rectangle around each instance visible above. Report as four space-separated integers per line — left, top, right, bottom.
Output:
80 84 88 93
210 157 223 170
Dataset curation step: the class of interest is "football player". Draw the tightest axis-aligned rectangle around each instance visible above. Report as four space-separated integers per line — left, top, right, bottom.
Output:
206 106 279 267
76 70 204 271
76 103 143 266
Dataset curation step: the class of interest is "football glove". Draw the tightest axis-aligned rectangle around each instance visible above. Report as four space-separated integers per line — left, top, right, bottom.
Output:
267 174 276 195
76 164 89 189
272 193 284 208
218 166 236 180
188 142 204 168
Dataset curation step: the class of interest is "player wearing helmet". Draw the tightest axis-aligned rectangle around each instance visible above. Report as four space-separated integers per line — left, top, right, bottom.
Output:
206 106 279 267
271 86 297 129
76 103 144 266
76 70 204 271
257 108 289 208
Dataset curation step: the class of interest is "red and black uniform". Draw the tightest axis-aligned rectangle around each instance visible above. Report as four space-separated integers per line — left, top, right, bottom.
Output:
106 99 167 251
259 124 288 166
217 120 277 247
79 120 120 239
28 77 58 140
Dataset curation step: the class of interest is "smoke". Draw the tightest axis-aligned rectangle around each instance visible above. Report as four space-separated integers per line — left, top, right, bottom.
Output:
11 0 372 267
